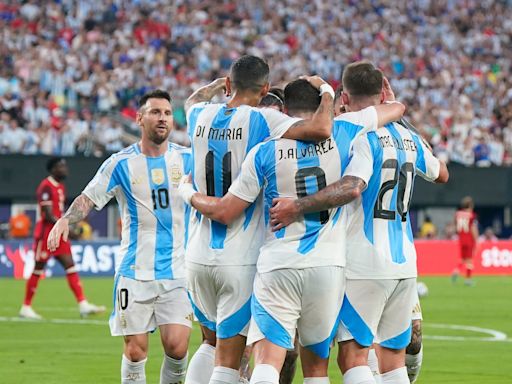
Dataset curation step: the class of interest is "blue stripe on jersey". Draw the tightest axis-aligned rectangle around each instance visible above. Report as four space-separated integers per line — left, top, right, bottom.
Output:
132 143 141 154
109 274 121 321
208 106 234 249
188 292 216 332
246 110 270 153
361 133 382 244
386 124 406 264
331 207 341 226
146 156 173 279
242 141 266 231
260 142 285 239
410 133 426 174
187 105 206 138
217 297 252 339
332 120 363 169
296 141 323 254
115 160 138 278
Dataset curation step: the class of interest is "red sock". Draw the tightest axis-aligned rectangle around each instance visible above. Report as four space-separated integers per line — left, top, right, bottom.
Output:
24 273 42 306
466 268 473 279
66 270 86 303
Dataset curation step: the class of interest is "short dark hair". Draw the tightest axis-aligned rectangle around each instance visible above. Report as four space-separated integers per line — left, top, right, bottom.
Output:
461 196 474 209
284 79 320 114
342 61 383 98
138 89 171 109
230 55 269 92
259 87 284 111
46 157 65 172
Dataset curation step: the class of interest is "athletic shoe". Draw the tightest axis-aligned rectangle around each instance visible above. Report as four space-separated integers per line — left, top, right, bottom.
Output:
19 305 43 320
79 301 106 317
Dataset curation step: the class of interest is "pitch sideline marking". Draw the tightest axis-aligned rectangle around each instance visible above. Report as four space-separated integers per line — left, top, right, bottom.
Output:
0 316 106 326
424 323 511 342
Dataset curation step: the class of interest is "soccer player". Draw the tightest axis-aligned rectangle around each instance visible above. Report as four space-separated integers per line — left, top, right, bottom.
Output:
180 75 405 384
269 61 449 384
19 157 105 320
258 87 285 111
47 90 192 384
183 55 336 384
452 196 478 286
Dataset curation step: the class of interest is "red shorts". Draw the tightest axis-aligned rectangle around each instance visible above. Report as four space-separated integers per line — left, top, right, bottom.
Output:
459 243 475 260
34 237 72 261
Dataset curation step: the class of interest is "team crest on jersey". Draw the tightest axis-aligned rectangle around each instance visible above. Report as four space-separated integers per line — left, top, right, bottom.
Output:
151 168 165 185
170 166 182 185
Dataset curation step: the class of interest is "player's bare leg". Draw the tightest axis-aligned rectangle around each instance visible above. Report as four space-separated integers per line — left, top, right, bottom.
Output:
20 260 46 320
374 345 408 384
185 325 216 384
123 333 149 383
280 344 299 384
405 320 423 383
159 323 191 384
239 345 253 382
209 335 246 384
299 344 328 384
338 340 375 384
55 254 106 317
250 339 287 384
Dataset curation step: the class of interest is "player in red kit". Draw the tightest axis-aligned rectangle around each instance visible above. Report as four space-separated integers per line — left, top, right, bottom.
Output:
19 157 106 319
452 196 479 286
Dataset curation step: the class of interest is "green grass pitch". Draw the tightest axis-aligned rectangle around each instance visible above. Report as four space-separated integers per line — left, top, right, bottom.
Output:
1 276 511 383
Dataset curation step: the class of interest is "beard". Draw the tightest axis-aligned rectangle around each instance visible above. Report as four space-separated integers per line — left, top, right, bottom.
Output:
149 128 170 145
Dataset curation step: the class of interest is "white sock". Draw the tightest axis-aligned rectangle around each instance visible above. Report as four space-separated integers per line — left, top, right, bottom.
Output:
121 354 147 383
185 344 215 384
380 367 409 384
367 349 379 376
405 346 423 383
160 353 188 384
343 366 376 384
249 364 279 384
303 377 329 384
209 366 239 384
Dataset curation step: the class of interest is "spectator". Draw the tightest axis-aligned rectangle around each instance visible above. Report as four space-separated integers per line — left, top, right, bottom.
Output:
9 210 32 238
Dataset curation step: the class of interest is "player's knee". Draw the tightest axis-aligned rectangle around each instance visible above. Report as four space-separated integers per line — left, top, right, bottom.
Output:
162 336 189 359
124 341 148 362
337 343 367 373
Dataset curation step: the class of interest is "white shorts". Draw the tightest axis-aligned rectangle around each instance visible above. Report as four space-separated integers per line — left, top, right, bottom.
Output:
109 275 193 337
186 262 256 339
248 266 345 359
337 278 416 350
412 290 423 321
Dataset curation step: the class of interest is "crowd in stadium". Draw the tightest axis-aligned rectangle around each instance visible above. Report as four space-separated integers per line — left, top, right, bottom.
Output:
0 0 511 165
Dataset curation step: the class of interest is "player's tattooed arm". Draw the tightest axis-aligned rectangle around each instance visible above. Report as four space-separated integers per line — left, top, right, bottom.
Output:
270 176 366 230
63 194 95 224
185 77 227 112
41 205 59 224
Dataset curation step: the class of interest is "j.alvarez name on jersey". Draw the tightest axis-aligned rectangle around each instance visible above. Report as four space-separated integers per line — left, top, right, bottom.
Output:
277 138 335 161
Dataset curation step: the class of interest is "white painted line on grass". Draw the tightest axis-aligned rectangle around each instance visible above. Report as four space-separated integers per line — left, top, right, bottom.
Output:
424 323 511 342
0 316 106 326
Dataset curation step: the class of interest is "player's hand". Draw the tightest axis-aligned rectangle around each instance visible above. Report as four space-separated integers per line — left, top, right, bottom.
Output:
269 198 301 231
300 75 327 90
47 218 70 251
178 174 196 205
382 77 395 102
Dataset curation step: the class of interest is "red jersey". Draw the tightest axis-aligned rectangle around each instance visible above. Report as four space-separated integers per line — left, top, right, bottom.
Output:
34 176 65 240
455 210 477 246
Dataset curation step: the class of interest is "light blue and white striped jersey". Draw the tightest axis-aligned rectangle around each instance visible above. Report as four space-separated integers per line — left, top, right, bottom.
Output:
82 143 192 281
344 123 441 279
229 107 379 273
186 102 301 266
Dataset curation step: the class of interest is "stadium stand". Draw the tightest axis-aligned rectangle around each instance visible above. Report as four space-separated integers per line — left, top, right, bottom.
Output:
0 0 511 165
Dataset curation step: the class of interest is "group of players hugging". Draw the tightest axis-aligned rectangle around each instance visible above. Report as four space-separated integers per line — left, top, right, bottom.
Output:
33 55 448 384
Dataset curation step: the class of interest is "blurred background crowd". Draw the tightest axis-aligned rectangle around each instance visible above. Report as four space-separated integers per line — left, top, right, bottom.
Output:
0 0 511 165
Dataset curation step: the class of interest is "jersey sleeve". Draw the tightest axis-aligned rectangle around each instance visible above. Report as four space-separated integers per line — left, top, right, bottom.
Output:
343 135 374 185
38 184 54 207
228 143 266 203
260 108 302 139
335 106 378 140
82 156 119 210
411 133 440 182
186 102 209 138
